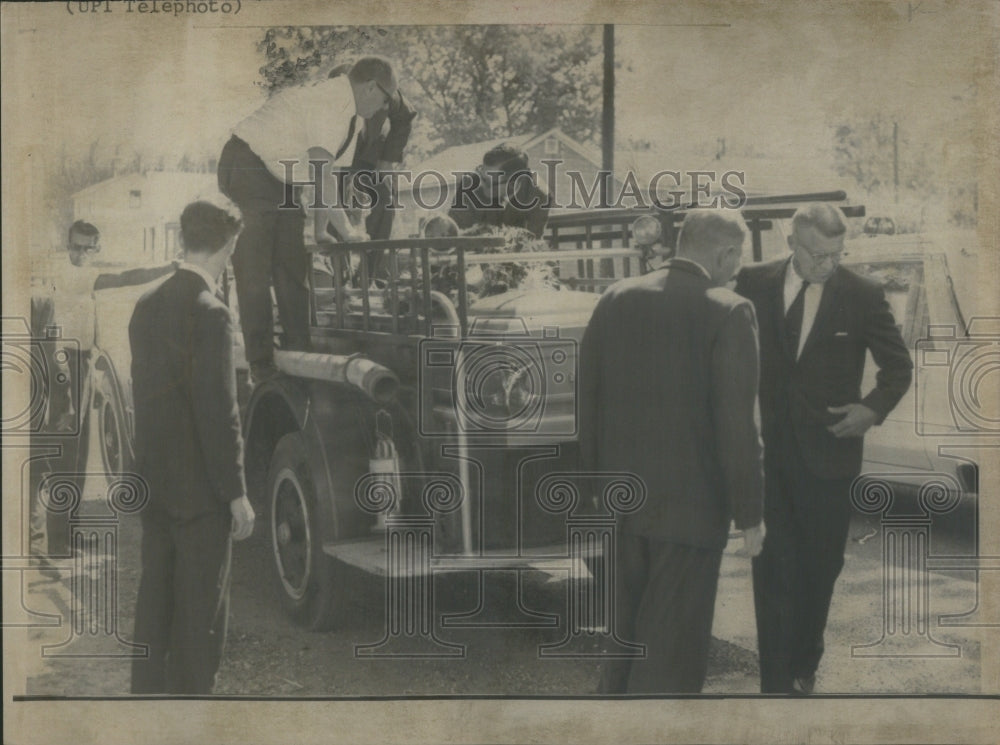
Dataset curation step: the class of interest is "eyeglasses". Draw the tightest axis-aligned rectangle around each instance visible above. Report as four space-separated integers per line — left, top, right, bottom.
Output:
69 242 100 253
795 241 843 266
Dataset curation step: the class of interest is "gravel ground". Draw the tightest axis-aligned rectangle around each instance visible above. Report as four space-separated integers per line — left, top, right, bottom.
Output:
19 505 983 698
15 417 987 697
20 512 759 697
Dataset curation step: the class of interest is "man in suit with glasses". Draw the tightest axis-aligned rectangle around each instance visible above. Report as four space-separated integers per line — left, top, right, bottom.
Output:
735 202 913 694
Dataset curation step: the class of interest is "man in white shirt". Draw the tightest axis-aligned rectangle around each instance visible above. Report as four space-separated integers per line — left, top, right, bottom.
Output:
735 202 912 694
217 56 397 384
30 221 174 563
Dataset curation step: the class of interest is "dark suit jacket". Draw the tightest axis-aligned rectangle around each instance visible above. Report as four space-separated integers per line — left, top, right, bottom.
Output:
579 259 765 550
735 258 913 479
129 269 246 520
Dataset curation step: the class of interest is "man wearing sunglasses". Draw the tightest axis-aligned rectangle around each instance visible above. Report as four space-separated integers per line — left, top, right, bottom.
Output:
735 202 913 695
218 56 397 385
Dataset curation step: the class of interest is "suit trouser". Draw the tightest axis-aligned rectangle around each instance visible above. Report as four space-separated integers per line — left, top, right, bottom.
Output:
131 507 232 694
599 534 723 694
217 135 311 366
752 436 853 693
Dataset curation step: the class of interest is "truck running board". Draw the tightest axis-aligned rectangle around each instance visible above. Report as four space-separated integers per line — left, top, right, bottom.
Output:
323 537 598 580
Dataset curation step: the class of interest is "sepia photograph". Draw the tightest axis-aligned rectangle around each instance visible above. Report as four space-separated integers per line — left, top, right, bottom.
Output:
2 1 997 743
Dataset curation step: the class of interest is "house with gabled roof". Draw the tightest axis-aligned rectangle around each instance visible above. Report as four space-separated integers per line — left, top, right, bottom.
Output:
393 128 623 237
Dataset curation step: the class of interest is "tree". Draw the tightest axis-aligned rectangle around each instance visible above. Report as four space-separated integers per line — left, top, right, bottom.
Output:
830 115 937 198
256 26 603 161
830 115 942 231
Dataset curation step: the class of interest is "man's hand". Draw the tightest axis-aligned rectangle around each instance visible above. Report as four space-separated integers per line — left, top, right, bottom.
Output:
230 495 255 541
344 223 370 242
742 521 766 557
827 403 878 438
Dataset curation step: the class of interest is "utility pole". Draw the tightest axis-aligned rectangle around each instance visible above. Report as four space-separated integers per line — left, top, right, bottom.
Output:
893 121 899 204
601 24 614 209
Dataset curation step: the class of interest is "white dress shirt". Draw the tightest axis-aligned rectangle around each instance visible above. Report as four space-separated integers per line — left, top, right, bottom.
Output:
49 264 99 351
783 259 824 359
233 75 357 182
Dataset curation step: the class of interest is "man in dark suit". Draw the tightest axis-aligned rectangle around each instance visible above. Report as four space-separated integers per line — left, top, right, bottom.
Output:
129 201 256 695
582 209 766 694
735 202 913 694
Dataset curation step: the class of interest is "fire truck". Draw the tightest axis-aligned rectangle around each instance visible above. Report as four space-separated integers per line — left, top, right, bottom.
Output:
231 191 869 630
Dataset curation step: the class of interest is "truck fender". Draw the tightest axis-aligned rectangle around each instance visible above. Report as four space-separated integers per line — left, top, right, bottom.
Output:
244 376 375 542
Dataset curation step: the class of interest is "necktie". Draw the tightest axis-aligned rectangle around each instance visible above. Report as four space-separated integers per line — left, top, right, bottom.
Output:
334 115 358 161
785 279 810 355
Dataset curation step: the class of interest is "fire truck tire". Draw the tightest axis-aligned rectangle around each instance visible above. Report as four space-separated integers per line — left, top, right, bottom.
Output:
267 432 339 631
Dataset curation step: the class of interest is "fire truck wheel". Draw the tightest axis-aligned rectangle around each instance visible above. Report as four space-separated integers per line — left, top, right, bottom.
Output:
267 432 338 631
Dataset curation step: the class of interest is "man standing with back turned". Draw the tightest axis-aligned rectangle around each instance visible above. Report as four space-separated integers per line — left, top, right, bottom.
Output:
129 201 255 695
582 209 766 694
735 202 912 694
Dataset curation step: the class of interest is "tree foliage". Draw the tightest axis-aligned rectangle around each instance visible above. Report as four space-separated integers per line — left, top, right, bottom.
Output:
256 26 603 162
831 115 935 198
829 115 960 231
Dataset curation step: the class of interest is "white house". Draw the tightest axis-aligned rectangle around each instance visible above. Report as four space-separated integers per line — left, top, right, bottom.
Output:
71 171 219 264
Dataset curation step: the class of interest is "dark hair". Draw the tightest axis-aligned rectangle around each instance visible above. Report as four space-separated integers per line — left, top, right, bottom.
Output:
482 143 529 178
180 201 241 254
345 56 397 95
68 220 99 245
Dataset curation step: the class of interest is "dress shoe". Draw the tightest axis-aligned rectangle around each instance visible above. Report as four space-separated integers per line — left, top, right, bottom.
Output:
792 674 816 695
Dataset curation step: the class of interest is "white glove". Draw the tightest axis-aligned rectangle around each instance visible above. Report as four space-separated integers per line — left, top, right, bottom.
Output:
230 495 256 541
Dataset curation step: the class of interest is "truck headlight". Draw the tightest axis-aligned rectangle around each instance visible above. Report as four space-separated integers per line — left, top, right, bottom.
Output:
630 214 662 247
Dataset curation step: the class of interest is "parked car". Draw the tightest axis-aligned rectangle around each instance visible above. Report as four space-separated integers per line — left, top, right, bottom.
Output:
863 216 897 236
841 232 982 512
